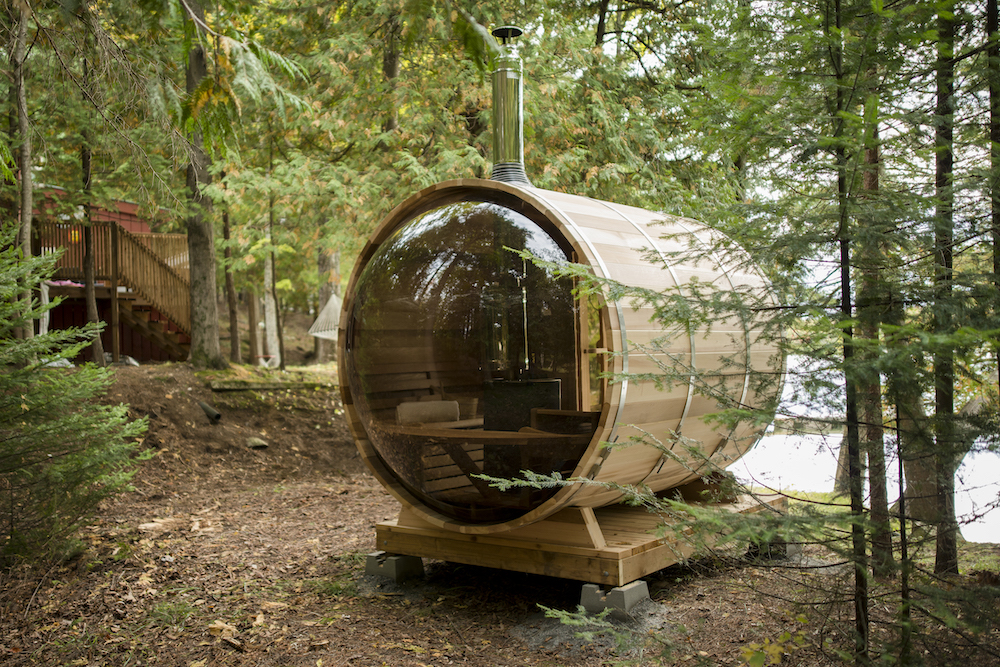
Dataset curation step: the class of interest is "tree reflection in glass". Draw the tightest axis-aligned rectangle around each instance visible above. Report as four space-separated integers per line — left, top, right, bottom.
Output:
345 200 589 523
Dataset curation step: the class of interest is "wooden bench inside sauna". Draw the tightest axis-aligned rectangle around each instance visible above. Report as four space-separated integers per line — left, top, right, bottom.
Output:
354 332 599 522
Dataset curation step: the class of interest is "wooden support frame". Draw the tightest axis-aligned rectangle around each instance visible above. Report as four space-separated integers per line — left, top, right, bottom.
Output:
374 494 787 587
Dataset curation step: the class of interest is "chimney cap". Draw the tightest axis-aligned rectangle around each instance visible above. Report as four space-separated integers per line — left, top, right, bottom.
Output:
491 26 523 44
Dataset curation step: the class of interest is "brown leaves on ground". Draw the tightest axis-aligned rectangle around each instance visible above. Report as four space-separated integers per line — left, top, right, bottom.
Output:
0 363 996 666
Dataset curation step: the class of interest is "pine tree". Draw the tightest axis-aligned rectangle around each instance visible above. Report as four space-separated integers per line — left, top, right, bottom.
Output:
0 219 147 563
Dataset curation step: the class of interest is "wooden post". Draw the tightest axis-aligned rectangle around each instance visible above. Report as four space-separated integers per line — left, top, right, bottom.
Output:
110 221 120 363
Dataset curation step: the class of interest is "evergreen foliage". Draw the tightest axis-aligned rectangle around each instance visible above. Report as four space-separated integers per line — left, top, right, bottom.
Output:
0 221 148 564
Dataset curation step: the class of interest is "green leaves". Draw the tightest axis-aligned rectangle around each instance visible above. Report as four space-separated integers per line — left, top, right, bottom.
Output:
0 140 13 182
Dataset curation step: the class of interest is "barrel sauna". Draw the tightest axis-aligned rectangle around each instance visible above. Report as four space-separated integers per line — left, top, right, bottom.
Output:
339 179 782 531
337 28 784 586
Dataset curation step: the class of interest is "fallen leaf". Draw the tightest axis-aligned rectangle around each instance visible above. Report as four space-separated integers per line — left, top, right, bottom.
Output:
261 601 288 609
208 619 238 639
223 636 244 651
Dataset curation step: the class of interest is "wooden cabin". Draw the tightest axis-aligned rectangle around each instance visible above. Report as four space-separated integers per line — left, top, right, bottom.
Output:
33 188 191 362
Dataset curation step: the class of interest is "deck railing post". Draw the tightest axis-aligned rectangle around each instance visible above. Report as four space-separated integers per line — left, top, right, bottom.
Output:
110 221 120 363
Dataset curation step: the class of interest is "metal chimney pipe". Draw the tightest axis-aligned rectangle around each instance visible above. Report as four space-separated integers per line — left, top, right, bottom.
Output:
490 26 531 186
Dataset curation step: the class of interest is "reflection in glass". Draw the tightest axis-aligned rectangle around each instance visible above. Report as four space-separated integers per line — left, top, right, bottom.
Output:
345 200 599 524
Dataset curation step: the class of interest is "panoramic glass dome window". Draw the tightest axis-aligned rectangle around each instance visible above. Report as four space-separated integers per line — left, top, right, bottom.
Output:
345 198 596 525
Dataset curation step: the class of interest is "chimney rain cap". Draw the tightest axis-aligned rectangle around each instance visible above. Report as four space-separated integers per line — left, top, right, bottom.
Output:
492 26 523 44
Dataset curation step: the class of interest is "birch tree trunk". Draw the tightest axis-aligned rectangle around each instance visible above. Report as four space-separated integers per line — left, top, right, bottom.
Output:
263 252 280 368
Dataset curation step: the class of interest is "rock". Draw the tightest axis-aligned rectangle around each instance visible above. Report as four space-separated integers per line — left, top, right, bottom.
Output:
247 437 268 450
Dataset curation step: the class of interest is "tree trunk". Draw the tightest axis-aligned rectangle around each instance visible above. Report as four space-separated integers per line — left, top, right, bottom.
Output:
263 250 281 368
933 3 959 575
894 409 914 666
380 14 400 142
81 36 105 367
13 2 33 341
989 0 1000 395
595 0 611 46
247 290 261 365
222 204 241 364
4 63 15 223
274 278 285 371
840 240 870 666
830 0 868 659
895 392 939 522
833 430 851 496
884 277 938 525
858 99 892 579
184 1 225 369
82 144 105 366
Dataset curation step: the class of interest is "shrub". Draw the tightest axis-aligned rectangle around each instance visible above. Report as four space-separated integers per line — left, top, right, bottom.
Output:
0 221 147 564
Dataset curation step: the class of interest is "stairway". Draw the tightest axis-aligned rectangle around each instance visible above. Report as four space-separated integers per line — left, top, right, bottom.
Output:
38 218 193 362
118 299 191 361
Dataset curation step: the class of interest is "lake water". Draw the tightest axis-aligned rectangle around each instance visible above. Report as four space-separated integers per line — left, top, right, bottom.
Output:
733 433 1000 544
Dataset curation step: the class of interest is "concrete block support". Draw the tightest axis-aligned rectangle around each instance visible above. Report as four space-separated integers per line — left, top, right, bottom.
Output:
365 551 424 583
746 537 803 561
580 580 650 614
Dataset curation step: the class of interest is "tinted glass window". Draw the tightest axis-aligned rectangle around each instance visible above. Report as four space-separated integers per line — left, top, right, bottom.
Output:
345 201 595 523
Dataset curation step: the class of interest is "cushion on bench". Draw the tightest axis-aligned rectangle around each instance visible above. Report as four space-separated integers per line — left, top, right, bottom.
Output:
396 400 460 425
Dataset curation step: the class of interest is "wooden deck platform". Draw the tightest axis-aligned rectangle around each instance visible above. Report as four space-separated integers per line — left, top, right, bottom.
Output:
374 494 787 587
38 219 191 362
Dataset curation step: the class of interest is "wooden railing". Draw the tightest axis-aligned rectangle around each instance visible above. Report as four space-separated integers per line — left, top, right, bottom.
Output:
132 233 189 282
38 220 191 335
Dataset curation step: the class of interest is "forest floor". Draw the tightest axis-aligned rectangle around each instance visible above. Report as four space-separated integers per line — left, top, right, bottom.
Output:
1 329 998 665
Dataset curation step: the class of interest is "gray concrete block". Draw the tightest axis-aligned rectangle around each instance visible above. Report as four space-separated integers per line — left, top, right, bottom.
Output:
365 550 424 583
747 538 803 561
580 580 650 614
580 584 605 613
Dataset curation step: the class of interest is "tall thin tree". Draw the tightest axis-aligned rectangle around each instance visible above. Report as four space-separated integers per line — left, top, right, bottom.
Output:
989 0 1000 396
80 19 105 367
829 0 870 660
183 0 226 369
933 0 959 575
858 90 892 578
12 0 33 342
